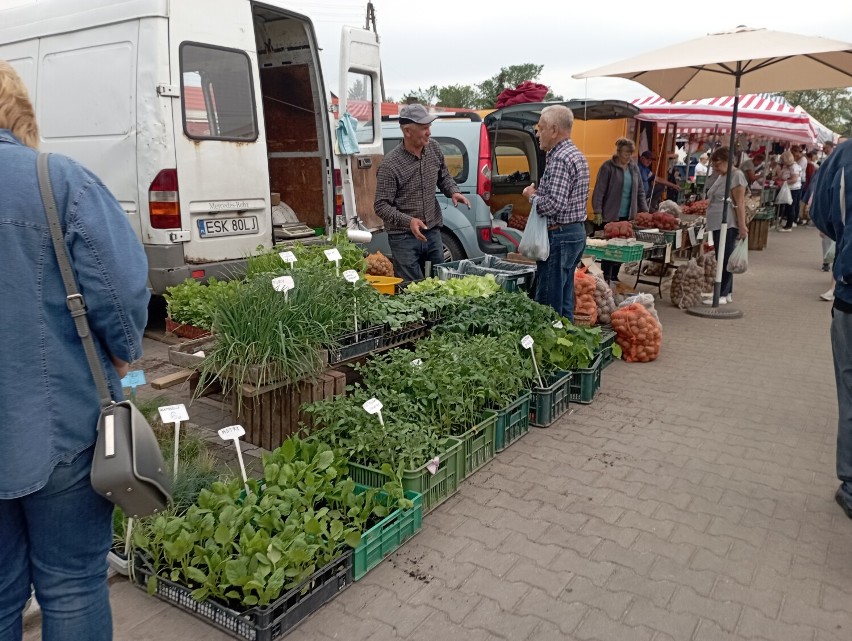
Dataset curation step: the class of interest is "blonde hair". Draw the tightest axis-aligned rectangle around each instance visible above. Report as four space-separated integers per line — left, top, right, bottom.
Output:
780 150 794 166
0 60 39 149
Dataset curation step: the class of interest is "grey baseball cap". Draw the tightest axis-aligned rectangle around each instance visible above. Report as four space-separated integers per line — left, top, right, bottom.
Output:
398 103 438 125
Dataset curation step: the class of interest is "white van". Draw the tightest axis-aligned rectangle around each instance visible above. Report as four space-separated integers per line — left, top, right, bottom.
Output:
0 0 382 293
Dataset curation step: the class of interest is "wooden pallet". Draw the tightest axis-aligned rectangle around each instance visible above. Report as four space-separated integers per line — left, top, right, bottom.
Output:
231 369 347 450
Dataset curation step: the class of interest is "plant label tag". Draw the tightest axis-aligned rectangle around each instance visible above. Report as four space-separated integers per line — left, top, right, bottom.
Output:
324 248 342 262
411 358 423 367
343 269 359 283
218 425 245 441
271 275 295 293
521 335 534 350
121 370 146 388
158 404 188 423
196 351 206 358
362 398 383 415
426 456 441 475
552 321 564 329
278 251 297 264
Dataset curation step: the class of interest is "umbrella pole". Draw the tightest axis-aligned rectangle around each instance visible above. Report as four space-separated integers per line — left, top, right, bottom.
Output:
688 65 744 320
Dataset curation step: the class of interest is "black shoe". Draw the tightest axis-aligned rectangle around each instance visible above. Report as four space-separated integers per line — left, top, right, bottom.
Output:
822 263 831 272
835 487 852 519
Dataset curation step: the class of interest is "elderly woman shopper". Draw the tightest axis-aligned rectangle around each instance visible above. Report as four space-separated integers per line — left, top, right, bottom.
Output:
592 137 649 284
777 149 803 231
0 60 149 641
702 147 748 305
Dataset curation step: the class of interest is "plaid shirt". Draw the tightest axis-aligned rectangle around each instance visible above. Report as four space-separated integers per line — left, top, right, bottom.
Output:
533 139 590 225
374 139 459 233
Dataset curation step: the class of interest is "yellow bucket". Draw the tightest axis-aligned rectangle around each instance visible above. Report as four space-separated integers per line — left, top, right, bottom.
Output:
365 274 402 295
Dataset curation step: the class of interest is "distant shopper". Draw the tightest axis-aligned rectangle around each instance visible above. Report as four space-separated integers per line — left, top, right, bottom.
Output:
694 153 710 178
592 137 649 284
638 150 679 209
702 147 748 305
522 105 589 321
777 150 802 231
374 103 470 282
740 151 765 193
0 60 149 641
809 138 852 520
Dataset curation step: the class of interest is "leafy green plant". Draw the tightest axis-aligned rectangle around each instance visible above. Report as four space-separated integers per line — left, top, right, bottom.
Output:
133 438 408 608
164 278 242 329
245 233 366 278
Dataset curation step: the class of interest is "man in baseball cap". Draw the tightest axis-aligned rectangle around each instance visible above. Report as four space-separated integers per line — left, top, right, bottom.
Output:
398 103 438 125
374 104 470 282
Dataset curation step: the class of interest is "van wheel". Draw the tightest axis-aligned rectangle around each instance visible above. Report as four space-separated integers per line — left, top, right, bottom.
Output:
440 231 465 263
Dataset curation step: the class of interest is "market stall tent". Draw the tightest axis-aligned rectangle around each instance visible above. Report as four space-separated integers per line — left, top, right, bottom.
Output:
631 94 817 144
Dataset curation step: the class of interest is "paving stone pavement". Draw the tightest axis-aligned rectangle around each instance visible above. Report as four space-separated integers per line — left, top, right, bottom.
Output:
22 225 851 641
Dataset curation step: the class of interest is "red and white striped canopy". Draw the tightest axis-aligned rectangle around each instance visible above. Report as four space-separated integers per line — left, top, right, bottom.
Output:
631 94 817 144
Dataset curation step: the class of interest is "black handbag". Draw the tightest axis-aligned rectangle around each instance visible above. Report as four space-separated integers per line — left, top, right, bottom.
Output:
37 153 172 518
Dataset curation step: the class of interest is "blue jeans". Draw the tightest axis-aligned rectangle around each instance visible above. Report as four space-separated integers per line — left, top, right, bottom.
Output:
0 447 113 641
832 308 852 494
388 227 444 283
712 227 739 297
535 223 586 321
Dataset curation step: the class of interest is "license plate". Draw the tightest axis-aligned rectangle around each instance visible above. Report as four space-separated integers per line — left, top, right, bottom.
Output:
198 216 258 237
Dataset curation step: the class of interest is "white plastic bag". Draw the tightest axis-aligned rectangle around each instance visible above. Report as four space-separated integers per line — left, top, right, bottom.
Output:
518 201 550 262
775 182 792 205
727 239 748 274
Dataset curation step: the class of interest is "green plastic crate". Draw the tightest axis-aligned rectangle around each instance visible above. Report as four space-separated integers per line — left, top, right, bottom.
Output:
459 411 497 478
596 327 617 370
353 487 423 581
569 353 603 404
347 437 464 514
530 371 572 427
584 243 645 263
493 390 532 451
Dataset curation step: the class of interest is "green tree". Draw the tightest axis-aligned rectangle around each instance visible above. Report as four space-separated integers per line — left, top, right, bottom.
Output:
403 85 438 105
436 84 479 109
347 78 368 101
774 89 852 137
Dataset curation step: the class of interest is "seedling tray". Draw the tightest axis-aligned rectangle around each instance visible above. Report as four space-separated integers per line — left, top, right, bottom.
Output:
568 353 603 404
530 370 572 427
353 488 423 581
595 326 617 370
458 411 497 478
327 325 384 364
347 437 464 514
132 549 352 641
493 390 532 451
382 322 429 349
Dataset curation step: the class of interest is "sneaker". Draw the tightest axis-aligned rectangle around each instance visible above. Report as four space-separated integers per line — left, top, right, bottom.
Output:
702 297 727 305
822 263 831 272
700 292 713 298
780 228 792 233
726 294 733 304
820 289 835 301
792 222 797 228
836 486 852 520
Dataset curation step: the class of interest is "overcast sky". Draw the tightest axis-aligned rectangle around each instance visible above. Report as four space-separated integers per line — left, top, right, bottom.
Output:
289 0 852 104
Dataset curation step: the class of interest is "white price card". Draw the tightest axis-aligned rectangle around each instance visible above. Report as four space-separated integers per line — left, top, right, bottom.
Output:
425 456 441 475
411 358 423 367
552 321 564 329
343 269 359 283
218 425 246 441
521 334 535 350
362 398 383 415
272 275 295 293
324 248 342 262
278 251 297 264
158 404 189 423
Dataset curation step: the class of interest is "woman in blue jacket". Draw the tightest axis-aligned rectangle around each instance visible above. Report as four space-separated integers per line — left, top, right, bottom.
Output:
0 61 149 641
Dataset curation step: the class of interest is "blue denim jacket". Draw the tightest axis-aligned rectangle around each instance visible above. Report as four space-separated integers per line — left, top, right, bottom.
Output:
0 130 150 498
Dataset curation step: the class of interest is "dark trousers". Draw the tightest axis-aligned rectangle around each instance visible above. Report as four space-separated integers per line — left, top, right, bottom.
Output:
388 227 444 283
712 227 738 297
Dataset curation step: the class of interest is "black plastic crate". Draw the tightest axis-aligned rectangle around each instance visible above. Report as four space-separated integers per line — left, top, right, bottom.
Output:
327 325 383 364
382 322 429 348
132 550 353 641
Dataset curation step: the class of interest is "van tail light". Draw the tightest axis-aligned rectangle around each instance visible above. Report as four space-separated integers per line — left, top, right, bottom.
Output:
479 227 493 243
149 169 181 229
333 168 344 218
477 123 492 204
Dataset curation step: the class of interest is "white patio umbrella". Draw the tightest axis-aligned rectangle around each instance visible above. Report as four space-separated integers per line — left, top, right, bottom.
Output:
574 25 852 317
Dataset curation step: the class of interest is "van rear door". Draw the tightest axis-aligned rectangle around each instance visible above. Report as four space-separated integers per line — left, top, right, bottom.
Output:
337 26 383 231
167 0 271 263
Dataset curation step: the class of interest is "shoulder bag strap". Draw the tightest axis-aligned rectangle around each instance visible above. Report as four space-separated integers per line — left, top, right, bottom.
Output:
37 153 113 408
